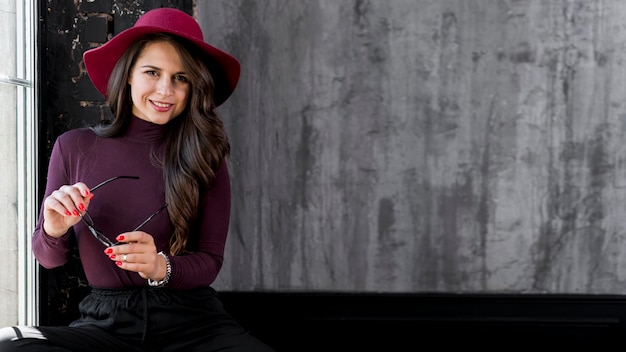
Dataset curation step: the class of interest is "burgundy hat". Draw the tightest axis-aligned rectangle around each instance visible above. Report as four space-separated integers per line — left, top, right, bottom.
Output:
83 7 240 107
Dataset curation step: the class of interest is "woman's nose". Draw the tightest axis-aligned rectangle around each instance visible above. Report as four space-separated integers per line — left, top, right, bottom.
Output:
156 77 173 96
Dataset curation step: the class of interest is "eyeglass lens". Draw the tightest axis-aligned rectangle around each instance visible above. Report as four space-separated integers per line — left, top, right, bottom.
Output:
80 176 167 247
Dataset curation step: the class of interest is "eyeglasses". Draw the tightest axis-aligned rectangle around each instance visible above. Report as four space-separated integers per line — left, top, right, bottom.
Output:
79 175 168 247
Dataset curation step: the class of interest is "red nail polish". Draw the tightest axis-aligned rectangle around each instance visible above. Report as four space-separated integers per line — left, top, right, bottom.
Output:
72 210 79 216
84 190 89 196
109 254 116 259
65 210 72 216
116 261 122 266
105 248 113 254
78 204 85 211
117 235 125 241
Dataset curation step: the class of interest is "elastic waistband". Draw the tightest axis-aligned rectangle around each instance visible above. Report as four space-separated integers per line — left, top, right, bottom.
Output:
88 286 217 299
90 287 159 297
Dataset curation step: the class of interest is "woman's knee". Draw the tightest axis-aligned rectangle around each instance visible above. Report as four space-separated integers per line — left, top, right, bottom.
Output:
0 326 20 342
0 326 20 350
0 326 51 351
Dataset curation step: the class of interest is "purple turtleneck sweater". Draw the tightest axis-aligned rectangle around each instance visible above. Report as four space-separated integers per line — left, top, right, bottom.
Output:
32 116 230 289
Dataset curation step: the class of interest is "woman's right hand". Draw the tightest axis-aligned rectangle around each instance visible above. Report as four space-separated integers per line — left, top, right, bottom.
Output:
42 183 94 238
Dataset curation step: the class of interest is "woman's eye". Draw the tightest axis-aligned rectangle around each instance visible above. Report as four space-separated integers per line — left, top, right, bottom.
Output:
175 75 189 83
145 70 159 76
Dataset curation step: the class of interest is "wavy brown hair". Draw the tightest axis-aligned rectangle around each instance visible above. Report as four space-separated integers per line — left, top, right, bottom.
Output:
90 33 230 255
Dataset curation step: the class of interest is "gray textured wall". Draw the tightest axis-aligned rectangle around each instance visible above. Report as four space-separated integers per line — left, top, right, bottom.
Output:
199 0 626 294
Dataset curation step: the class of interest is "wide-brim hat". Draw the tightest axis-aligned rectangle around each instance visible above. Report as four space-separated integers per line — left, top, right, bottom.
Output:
83 7 240 107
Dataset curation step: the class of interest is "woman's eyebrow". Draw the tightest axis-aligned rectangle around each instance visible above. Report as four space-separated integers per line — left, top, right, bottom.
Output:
140 64 187 75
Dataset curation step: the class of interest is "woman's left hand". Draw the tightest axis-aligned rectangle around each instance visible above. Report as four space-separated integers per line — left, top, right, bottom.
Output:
103 232 166 281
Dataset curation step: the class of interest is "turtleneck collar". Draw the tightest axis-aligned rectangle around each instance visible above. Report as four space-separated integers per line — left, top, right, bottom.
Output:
121 115 167 144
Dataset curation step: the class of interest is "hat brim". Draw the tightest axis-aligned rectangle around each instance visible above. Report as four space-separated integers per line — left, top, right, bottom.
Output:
83 25 240 107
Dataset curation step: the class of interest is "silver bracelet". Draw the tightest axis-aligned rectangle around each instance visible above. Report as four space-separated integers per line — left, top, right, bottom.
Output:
148 251 171 287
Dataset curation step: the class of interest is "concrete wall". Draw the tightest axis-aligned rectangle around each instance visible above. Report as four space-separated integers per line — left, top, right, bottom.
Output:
0 1 19 326
200 0 626 294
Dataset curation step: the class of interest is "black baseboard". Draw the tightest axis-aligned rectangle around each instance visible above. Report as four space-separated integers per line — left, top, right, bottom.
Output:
216 291 626 350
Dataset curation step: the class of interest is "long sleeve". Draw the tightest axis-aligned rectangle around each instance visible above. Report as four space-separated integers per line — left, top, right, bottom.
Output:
31 137 72 268
31 118 233 289
167 161 230 289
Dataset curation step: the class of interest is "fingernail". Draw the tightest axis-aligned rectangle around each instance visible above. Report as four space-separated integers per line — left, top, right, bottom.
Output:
83 190 89 197
105 248 113 254
109 254 116 259
116 261 122 266
78 204 85 211
117 235 125 241
65 210 72 216
72 210 79 216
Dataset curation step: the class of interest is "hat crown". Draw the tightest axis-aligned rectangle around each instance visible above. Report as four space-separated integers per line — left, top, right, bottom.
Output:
135 8 203 42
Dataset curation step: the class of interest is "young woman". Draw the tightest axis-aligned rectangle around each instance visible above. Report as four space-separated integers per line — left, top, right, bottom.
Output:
0 7 275 352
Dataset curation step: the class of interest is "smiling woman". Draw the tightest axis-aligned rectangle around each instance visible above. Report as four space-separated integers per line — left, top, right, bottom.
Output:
0 7 275 352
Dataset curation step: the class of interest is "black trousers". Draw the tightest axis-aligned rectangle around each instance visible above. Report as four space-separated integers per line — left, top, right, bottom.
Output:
0 287 275 352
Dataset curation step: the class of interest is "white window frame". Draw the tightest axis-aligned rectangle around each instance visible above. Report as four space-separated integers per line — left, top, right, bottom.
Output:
5 0 39 326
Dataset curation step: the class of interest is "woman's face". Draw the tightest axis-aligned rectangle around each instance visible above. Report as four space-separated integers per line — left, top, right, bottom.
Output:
128 41 190 124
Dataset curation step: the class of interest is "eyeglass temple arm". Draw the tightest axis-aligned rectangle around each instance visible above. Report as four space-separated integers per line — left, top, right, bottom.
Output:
90 175 140 192
132 204 168 231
